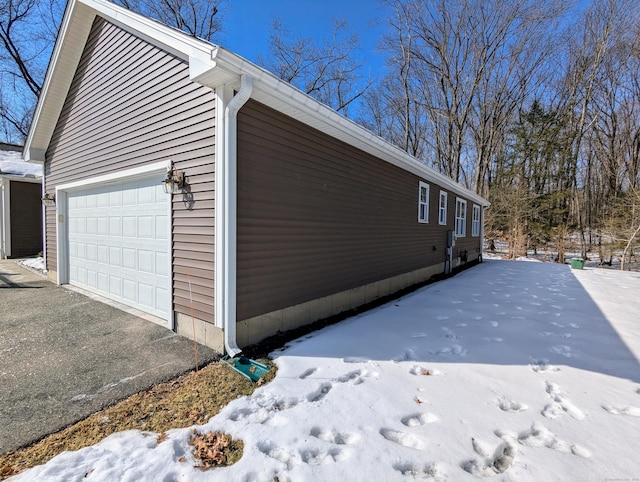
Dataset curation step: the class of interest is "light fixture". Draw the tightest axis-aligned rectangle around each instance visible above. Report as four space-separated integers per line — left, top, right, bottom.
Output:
42 192 56 207
161 165 185 194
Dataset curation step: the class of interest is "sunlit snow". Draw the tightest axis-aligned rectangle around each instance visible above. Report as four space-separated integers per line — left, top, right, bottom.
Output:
13 259 640 481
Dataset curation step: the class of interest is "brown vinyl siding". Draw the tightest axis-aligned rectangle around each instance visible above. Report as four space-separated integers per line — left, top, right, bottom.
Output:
9 181 43 257
44 17 216 323
237 100 480 321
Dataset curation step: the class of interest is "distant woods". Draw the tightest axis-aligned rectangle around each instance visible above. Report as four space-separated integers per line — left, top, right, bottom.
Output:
2 0 639 267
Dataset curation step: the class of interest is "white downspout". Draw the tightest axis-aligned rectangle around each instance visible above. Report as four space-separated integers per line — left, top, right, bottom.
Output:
1 179 10 258
0 178 5 259
222 74 253 357
481 206 488 262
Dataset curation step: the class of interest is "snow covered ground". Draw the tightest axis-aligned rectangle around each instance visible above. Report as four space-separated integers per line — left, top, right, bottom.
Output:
12 260 640 481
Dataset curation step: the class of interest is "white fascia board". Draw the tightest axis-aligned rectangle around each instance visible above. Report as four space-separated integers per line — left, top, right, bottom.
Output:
200 48 490 208
24 0 93 162
24 0 217 163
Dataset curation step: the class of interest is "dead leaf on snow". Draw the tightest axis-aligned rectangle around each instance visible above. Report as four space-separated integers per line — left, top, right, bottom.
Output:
156 432 168 444
189 431 242 469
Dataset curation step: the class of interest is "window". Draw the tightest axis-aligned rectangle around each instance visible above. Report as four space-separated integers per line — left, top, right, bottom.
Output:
438 191 447 225
472 204 481 237
418 181 429 223
455 198 467 237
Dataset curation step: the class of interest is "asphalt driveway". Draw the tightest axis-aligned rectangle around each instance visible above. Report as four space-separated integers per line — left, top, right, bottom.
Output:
0 260 217 455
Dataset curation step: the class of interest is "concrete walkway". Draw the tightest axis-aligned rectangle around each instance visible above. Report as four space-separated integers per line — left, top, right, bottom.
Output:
0 260 217 454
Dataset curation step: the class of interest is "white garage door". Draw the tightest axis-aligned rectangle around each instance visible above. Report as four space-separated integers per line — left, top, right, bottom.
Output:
67 176 170 319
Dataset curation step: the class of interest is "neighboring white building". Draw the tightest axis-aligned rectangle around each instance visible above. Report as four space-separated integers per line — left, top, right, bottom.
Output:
0 143 43 258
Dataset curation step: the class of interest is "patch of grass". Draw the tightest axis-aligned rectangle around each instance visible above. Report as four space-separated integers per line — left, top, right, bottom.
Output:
0 359 276 480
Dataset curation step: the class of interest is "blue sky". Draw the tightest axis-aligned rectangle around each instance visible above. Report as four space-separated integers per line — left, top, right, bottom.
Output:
219 0 387 74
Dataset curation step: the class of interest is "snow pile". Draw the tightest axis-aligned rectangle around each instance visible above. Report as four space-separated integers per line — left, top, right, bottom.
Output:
18 257 45 272
12 260 640 481
0 150 41 178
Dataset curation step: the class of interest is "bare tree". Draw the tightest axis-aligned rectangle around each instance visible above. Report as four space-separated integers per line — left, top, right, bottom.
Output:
118 0 223 41
559 0 639 255
259 18 372 116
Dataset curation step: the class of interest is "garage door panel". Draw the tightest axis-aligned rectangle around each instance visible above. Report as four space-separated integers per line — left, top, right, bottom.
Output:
68 175 169 319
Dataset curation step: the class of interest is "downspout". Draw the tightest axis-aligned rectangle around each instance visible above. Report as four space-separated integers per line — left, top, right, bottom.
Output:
222 74 253 357
0 178 5 258
481 206 487 262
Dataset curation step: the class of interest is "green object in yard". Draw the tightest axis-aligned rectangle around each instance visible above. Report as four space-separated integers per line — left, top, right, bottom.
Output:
571 258 585 270
222 355 269 383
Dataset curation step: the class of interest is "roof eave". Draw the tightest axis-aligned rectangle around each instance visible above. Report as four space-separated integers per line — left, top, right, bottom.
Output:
200 48 490 207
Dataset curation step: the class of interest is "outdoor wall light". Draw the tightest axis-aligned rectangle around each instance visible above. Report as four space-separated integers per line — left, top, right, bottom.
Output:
41 192 56 207
162 165 185 194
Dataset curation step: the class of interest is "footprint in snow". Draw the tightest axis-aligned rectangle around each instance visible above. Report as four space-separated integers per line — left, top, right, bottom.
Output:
529 359 560 373
602 404 640 417
393 461 443 478
442 327 457 340
299 367 317 379
498 399 529 412
550 345 573 358
310 427 360 445
542 381 585 420
433 345 467 356
307 382 332 402
393 348 419 362
257 441 298 469
462 437 516 476
299 446 348 465
401 412 439 426
518 422 591 458
335 368 378 385
379 428 426 450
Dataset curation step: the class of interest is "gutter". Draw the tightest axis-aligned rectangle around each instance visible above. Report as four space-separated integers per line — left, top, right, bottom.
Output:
221 74 253 357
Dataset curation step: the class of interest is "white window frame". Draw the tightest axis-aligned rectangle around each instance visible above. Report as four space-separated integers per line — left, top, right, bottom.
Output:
438 190 447 225
472 204 481 237
418 181 429 223
455 197 467 237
